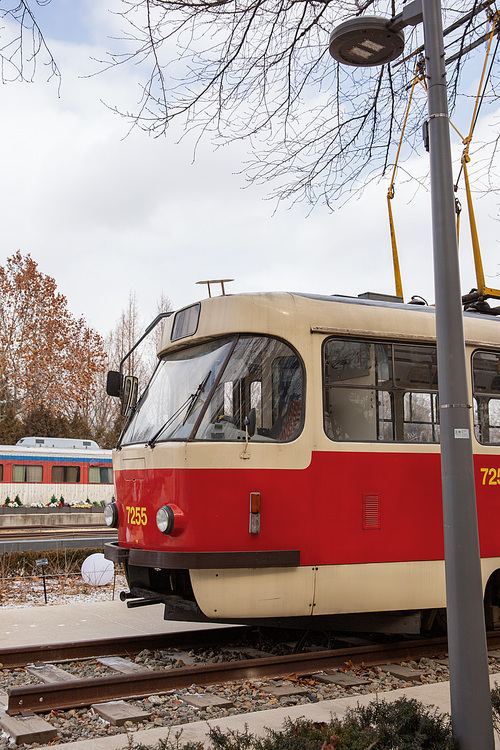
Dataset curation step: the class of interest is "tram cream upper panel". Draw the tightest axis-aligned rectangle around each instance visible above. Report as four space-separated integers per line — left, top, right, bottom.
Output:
113 293 500 473
115 432 312 471
160 292 500 353
159 293 309 355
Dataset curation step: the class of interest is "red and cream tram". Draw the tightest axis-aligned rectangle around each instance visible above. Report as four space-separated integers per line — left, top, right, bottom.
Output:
104 291 500 632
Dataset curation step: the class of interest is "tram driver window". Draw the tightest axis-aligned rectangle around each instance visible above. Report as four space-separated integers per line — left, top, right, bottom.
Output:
323 338 439 443
121 334 304 445
196 336 304 442
473 350 500 444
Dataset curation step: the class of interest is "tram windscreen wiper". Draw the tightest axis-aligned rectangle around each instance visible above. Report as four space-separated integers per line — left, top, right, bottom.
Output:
148 371 212 447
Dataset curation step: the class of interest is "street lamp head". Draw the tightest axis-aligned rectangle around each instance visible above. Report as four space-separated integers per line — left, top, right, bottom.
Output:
329 16 405 67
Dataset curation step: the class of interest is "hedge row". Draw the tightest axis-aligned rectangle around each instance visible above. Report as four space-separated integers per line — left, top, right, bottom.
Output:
0 548 108 577
129 691 500 750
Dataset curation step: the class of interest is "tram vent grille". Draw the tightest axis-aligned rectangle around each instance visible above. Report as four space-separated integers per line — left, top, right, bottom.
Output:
362 493 381 529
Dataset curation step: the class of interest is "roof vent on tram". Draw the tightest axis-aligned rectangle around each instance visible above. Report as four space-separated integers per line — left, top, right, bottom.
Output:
358 292 404 303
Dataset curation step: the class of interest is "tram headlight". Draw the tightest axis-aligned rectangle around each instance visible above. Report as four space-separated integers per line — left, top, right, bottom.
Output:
157 505 175 535
104 502 119 528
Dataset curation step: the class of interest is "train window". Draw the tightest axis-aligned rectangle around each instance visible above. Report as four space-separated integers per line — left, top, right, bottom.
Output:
0 465 2 482
196 337 304 442
89 467 114 484
404 392 440 442
378 391 395 440
394 344 438 389
171 303 200 341
250 381 262 428
473 351 500 444
122 338 235 444
324 340 391 387
122 335 304 444
224 381 234 417
323 388 398 441
323 338 439 443
51 466 81 483
12 465 43 482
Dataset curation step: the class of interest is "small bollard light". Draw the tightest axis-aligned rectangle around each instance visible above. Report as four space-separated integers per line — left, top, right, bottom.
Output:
36 558 48 604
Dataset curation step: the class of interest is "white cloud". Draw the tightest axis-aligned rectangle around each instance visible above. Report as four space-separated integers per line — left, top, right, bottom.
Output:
0 3 498 340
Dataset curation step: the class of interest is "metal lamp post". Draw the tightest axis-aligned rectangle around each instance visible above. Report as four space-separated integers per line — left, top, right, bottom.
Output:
329 2 494 747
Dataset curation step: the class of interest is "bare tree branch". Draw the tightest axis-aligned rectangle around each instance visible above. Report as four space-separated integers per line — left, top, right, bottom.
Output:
0 0 60 85
102 0 499 205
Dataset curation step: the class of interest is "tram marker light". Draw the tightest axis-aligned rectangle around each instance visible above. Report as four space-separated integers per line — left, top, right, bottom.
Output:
250 492 261 514
157 505 175 535
104 502 119 528
249 492 261 534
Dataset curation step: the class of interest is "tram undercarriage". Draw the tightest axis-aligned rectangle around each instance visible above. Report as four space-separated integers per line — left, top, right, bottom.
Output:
112 552 453 635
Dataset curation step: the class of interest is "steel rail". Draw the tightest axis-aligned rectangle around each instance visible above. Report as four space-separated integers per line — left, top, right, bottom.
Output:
0 536 118 553
0 627 245 669
0 527 114 538
2 634 474 715
7 632 500 715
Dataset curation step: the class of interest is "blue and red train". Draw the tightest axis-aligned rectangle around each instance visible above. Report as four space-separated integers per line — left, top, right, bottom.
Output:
0 437 114 506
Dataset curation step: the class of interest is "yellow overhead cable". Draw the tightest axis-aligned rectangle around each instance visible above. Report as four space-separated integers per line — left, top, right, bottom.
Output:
387 7 498 305
454 10 500 300
387 58 426 301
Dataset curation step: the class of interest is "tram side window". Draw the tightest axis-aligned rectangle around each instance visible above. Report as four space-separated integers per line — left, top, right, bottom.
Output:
89 466 113 484
472 350 500 444
12 465 43 482
404 392 439 442
52 466 81 483
395 345 439 442
323 338 439 443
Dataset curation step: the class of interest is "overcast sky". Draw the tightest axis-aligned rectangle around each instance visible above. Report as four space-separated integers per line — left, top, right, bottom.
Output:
0 0 499 337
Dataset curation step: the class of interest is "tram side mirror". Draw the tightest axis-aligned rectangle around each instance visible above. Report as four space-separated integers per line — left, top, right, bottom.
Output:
106 370 122 398
121 375 139 417
244 408 256 438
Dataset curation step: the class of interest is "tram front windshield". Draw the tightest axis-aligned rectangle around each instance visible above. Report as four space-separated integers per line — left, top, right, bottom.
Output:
121 335 303 445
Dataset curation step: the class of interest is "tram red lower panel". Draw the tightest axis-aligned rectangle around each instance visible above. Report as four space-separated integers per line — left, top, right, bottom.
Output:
114 450 500 567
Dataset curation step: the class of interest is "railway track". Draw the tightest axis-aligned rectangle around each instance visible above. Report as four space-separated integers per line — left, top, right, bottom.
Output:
0 526 115 540
5 630 500 716
0 627 246 669
2 627 500 746
0 525 117 552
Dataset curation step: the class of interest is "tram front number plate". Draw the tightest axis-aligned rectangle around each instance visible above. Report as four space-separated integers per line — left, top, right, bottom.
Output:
126 506 148 525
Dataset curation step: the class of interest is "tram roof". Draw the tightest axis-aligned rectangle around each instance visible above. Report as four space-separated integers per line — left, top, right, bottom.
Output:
297 292 433 310
0 445 112 459
157 290 500 356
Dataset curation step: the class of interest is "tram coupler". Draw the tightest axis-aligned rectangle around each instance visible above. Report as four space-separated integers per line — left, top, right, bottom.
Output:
126 597 164 608
119 590 135 601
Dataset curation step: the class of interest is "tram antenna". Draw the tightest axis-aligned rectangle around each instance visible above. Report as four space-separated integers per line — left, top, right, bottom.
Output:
196 279 234 297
